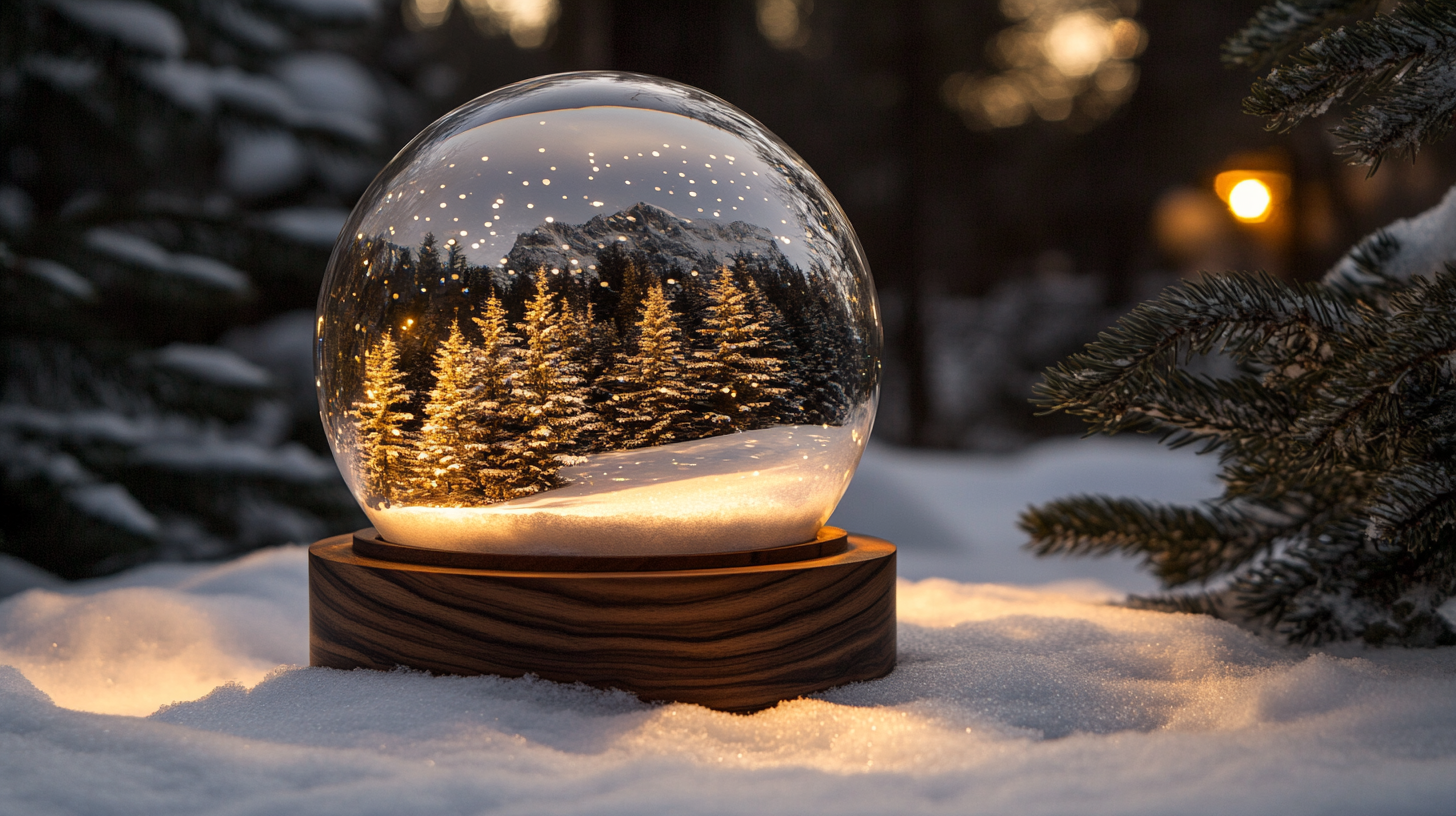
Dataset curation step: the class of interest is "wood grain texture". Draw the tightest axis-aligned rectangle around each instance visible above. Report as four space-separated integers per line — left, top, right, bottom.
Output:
309 532 896 712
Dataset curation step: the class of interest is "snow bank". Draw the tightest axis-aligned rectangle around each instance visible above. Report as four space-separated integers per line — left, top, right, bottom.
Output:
370 419 870 555
3 437 1454 815
1326 182 1456 288
830 436 1220 591
2 544 1455 815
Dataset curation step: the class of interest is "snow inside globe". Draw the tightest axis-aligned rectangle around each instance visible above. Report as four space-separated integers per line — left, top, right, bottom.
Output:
316 72 880 556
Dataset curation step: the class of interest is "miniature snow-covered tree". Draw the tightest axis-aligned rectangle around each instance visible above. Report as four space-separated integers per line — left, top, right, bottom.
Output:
353 334 415 509
610 282 694 448
0 0 384 576
468 293 519 502
690 269 791 433
415 321 477 503
1022 0 1456 646
499 274 596 498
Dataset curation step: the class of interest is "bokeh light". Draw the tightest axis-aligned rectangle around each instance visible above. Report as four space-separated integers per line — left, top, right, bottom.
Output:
1227 179 1272 221
943 0 1146 130
1214 170 1288 225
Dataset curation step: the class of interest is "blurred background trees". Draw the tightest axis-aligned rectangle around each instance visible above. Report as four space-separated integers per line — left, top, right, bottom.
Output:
4 0 1455 576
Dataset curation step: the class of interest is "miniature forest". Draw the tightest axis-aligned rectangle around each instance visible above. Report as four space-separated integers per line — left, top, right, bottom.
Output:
336 230 867 509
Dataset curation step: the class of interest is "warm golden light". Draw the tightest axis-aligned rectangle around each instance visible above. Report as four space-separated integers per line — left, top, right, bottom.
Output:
1214 170 1288 225
1228 179 1272 221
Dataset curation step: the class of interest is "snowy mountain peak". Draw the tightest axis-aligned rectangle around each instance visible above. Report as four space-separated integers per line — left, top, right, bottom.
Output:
498 202 791 280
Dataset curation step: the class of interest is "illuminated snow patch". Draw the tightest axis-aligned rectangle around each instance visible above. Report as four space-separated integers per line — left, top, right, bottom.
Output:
368 418 870 555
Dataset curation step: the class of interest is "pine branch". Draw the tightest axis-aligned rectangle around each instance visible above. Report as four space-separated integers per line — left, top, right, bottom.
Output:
1223 0 1377 69
1034 272 1347 423
1366 461 1456 553
1020 496 1278 586
1323 228 1405 296
1061 368 1297 454
1298 270 1456 451
1336 58 1456 167
1245 0 1456 166
1123 590 1229 618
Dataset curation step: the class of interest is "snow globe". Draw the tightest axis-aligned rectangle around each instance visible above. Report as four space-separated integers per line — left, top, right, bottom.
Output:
308 72 894 711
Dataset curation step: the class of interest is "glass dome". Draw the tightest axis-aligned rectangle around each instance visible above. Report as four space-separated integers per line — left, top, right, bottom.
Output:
316 72 880 556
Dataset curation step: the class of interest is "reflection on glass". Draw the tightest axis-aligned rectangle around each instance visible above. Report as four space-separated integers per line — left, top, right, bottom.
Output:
317 72 880 555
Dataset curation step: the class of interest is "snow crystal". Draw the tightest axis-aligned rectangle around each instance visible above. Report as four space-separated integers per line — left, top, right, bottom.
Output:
259 206 348 247
84 228 250 291
152 343 274 389
48 0 187 59
1326 182 1456 287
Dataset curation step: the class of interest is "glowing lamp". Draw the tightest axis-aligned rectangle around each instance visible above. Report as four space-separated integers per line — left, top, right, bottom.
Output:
307 72 895 712
1214 170 1289 224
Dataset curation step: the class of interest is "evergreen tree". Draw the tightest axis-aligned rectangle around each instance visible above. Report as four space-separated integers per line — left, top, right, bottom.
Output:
558 294 609 451
415 321 476 503
353 333 415 509
498 273 595 498
417 233 442 282
1021 0 1456 646
738 268 806 425
447 242 469 281
610 282 694 448
468 292 519 502
1225 0 1456 169
689 269 791 432
0 0 384 576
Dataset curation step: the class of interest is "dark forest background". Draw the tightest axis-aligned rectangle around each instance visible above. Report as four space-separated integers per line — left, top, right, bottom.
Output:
388 0 1456 447
5 0 1456 576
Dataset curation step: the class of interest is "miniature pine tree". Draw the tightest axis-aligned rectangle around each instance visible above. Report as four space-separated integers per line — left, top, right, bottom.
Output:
610 282 694 448
499 274 596 498
417 233 442 281
353 333 415 509
740 272 806 425
415 321 477 503
558 293 608 450
1020 0 1456 646
468 292 519 502
690 269 791 432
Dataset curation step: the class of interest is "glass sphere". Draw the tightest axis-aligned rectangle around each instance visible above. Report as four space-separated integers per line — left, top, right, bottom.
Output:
316 72 880 556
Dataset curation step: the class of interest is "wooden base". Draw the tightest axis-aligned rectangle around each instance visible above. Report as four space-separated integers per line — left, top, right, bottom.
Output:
308 528 896 712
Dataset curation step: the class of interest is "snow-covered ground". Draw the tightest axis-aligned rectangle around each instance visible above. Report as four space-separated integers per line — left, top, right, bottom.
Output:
372 417 870 555
3 437 1456 815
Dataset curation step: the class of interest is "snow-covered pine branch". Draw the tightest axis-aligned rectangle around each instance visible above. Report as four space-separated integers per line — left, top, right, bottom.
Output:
1223 0 1376 69
1242 0 1456 167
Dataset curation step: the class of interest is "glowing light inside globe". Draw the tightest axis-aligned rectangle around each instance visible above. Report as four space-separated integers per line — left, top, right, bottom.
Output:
316 72 880 556
1228 178 1273 221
